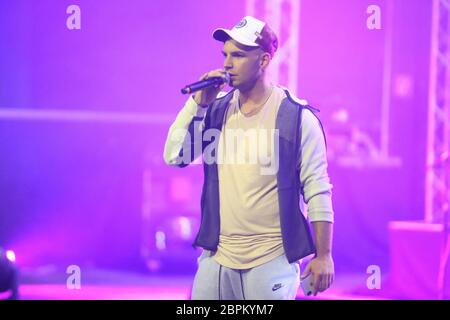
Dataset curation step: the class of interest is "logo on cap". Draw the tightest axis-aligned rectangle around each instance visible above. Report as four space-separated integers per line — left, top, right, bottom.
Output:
235 18 247 29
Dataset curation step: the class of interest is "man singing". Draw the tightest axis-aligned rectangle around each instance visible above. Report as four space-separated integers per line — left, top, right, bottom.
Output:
164 16 334 300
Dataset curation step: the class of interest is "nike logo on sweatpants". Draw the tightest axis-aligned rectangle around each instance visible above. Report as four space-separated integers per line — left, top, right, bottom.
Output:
272 283 283 291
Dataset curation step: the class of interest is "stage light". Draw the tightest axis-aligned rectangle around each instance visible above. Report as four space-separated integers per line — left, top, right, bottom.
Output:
6 250 16 263
0 248 19 300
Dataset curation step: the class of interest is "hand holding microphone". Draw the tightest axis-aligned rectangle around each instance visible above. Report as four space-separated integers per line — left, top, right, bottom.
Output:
181 69 230 108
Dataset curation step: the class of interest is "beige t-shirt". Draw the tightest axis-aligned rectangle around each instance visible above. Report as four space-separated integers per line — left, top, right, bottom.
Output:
214 85 286 269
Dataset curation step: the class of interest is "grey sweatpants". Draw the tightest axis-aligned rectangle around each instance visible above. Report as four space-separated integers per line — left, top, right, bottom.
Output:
191 250 300 300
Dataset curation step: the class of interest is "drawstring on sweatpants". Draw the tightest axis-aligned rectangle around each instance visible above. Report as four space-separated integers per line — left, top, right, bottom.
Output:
218 265 222 300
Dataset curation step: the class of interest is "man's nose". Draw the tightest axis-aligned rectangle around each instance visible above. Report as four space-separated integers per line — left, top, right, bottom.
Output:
224 58 232 70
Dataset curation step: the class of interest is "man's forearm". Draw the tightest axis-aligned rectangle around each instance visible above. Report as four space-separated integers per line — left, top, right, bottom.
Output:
311 221 333 258
163 96 207 166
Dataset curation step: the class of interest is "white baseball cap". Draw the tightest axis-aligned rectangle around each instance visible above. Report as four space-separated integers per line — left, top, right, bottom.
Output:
213 16 265 47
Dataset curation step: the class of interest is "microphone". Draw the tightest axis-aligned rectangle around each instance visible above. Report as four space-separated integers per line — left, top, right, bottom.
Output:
181 73 230 94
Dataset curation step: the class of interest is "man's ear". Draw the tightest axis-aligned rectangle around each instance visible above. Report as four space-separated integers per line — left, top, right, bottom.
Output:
260 52 271 70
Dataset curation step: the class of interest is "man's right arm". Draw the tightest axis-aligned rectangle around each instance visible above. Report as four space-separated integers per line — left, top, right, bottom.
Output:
163 95 208 167
164 69 228 167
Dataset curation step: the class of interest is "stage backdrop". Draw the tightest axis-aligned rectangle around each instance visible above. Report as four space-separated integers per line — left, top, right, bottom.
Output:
0 0 431 278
